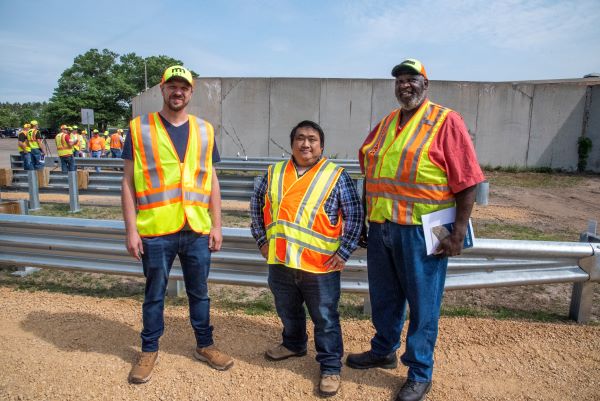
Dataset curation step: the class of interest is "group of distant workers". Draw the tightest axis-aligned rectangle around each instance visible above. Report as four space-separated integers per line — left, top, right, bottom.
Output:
17 122 126 172
122 62 484 401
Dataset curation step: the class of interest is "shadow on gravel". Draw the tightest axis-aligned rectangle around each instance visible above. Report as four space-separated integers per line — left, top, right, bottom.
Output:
21 310 403 391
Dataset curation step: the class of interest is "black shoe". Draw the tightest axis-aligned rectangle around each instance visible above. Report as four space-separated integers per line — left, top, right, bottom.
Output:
395 380 432 401
345 350 397 369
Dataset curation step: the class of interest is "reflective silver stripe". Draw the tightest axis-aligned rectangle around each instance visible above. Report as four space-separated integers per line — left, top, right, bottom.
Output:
396 103 433 180
138 187 182 205
277 162 286 207
192 118 209 188
405 201 413 223
278 220 339 244
139 114 161 189
366 177 450 191
408 106 448 182
368 191 455 205
184 191 210 204
392 200 399 222
274 233 335 254
294 159 330 223
306 164 342 227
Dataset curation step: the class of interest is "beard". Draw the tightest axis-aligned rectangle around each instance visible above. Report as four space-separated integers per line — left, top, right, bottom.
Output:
165 95 189 112
397 90 427 111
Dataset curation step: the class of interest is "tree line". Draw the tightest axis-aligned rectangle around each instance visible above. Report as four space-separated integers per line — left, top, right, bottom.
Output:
2 49 195 130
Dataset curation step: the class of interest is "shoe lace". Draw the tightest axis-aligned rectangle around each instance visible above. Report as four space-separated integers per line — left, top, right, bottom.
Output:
322 375 340 382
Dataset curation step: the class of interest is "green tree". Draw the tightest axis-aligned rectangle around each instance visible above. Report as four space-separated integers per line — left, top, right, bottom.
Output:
46 49 194 130
0 102 48 128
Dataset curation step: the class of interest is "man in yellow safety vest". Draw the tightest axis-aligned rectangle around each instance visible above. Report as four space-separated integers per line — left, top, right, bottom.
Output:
121 65 232 384
18 123 33 170
27 120 47 170
55 125 77 172
250 120 363 397
346 59 485 401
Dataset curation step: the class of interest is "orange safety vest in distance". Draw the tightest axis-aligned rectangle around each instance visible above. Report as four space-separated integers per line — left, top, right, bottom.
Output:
264 158 344 273
89 136 104 151
130 112 214 237
110 133 123 149
361 100 455 225
55 132 72 157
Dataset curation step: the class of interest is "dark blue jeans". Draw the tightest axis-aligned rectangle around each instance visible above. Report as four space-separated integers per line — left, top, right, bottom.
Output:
20 152 33 170
141 231 213 352
30 148 44 170
60 155 76 172
110 148 122 159
367 222 447 383
268 264 343 375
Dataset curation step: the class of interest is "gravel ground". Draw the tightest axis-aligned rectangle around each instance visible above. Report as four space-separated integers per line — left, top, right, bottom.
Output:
0 288 598 401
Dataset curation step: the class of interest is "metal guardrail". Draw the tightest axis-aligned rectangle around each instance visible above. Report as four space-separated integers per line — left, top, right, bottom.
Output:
0 214 598 322
6 154 359 201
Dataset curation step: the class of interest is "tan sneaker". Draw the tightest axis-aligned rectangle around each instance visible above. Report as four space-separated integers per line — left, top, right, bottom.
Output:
319 374 341 397
129 351 158 384
265 344 307 361
194 345 234 371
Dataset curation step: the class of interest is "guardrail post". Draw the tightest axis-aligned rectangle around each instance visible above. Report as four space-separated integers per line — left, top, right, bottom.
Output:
476 181 489 206
167 279 186 297
27 170 41 211
68 171 81 213
569 225 599 323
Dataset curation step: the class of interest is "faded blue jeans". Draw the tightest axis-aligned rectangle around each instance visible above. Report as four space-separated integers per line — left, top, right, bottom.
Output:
60 155 76 172
367 221 447 382
30 148 44 170
20 152 33 170
268 264 343 375
141 231 213 352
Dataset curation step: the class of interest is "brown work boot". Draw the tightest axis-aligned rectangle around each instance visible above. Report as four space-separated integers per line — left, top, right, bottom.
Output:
265 344 307 361
194 345 234 371
319 374 341 397
129 351 159 384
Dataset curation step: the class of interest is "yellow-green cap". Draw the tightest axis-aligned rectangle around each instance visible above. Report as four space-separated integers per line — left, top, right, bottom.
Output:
391 59 428 79
161 65 194 86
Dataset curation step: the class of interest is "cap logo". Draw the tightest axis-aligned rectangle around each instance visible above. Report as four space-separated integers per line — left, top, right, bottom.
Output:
404 60 416 65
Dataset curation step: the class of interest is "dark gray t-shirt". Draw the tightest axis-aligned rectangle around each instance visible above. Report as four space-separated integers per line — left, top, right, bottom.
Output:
121 114 220 162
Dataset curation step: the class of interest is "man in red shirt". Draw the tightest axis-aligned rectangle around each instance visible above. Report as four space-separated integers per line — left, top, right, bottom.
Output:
346 59 484 401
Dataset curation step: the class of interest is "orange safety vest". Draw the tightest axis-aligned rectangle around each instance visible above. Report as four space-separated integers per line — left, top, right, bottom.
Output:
361 100 455 225
110 133 123 149
130 112 214 237
89 136 105 151
264 158 344 273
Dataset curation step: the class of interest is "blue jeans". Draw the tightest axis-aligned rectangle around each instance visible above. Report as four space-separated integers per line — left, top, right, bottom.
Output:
30 148 44 170
110 148 122 159
60 155 76 172
268 264 343 375
91 150 102 172
20 152 33 170
367 222 447 382
141 231 213 352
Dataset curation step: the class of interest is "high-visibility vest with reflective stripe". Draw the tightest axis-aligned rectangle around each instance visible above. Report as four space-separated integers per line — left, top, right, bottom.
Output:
131 112 214 237
55 132 73 157
78 134 86 151
27 129 40 149
361 100 455 225
264 158 343 273
72 133 80 151
110 133 123 149
18 131 30 152
104 136 111 150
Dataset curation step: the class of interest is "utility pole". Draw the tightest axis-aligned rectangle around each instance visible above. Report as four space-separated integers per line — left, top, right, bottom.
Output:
144 59 148 91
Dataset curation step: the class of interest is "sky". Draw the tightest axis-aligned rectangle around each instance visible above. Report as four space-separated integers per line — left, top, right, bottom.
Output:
1 0 599 103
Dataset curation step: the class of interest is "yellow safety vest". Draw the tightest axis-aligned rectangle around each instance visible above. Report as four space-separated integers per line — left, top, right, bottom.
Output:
264 158 343 273
27 129 40 149
79 134 87 151
361 100 455 225
130 112 214 237
55 132 73 157
18 131 31 152
104 136 111 151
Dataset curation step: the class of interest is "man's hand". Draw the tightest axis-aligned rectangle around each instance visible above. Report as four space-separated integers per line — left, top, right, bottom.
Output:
260 243 269 260
323 253 346 271
126 230 144 261
209 226 222 252
435 231 464 257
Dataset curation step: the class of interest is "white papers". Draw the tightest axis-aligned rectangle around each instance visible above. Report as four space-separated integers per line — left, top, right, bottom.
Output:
421 207 474 255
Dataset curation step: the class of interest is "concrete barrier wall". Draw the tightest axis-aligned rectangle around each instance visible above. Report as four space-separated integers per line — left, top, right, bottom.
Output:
132 78 600 171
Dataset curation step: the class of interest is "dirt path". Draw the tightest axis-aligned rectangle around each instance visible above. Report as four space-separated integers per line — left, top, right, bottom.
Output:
0 288 598 401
